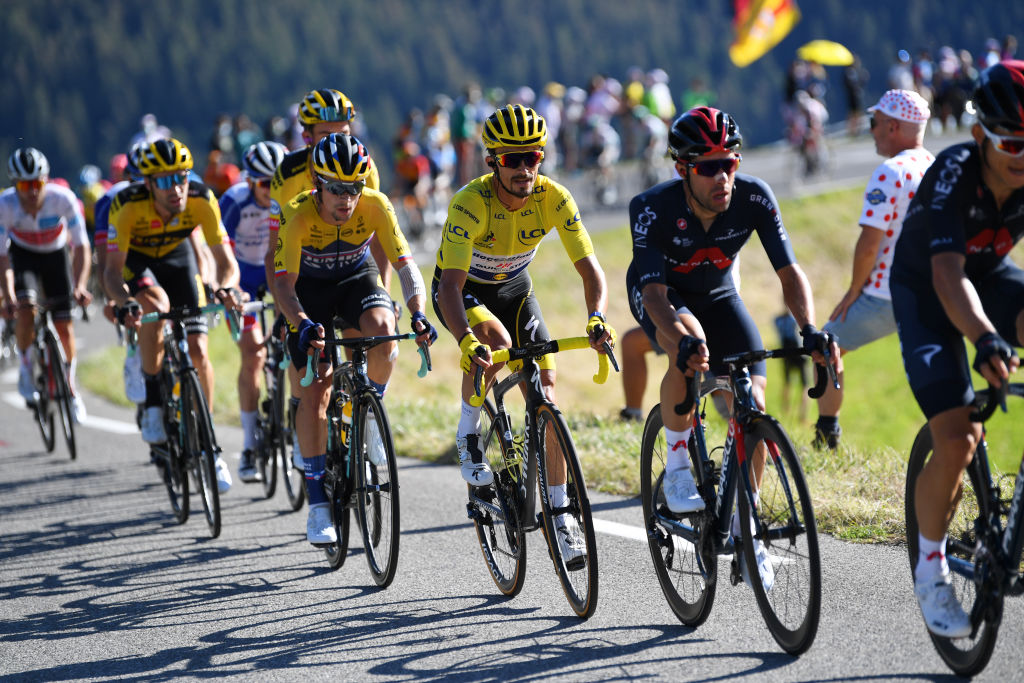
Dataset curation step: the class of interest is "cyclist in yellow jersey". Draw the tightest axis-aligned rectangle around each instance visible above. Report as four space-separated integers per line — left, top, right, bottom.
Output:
433 105 615 516
273 133 436 545
266 88 391 467
105 139 241 492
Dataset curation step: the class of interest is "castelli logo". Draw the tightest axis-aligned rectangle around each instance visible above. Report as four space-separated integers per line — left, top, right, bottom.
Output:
677 218 688 231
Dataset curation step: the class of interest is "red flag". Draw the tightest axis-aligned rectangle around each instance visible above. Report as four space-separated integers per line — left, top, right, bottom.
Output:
729 0 801 68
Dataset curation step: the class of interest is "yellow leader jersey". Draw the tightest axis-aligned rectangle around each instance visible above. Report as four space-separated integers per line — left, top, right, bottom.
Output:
107 180 227 258
435 174 594 284
269 146 381 231
274 187 411 280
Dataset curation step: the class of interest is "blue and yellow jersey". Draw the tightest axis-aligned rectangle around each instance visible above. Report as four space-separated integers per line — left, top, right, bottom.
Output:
269 147 381 230
107 180 227 258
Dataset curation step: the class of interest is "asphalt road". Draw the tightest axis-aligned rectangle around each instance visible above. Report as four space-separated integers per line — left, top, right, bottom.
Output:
3 128 1022 681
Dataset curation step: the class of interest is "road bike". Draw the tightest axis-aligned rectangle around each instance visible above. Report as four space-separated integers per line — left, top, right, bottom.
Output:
905 380 1024 676
132 303 234 538
231 297 305 510
467 333 617 619
0 315 16 369
301 326 431 586
27 305 76 460
640 347 836 654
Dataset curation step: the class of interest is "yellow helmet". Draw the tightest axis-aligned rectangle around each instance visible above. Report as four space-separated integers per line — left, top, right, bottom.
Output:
482 104 548 149
311 133 372 182
137 138 193 176
298 89 356 126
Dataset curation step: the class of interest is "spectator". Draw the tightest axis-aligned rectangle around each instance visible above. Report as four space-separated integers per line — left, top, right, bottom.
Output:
843 55 869 137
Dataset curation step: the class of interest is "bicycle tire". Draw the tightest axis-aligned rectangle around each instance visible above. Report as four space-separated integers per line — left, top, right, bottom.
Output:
472 398 527 598
640 405 717 626
31 341 56 452
45 331 76 460
182 371 221 538
355 392 400 587
737 414 821 655
905 423 1000 676
324 460 352 571
536 403 598 618
282 396 306 511
258 385 282 499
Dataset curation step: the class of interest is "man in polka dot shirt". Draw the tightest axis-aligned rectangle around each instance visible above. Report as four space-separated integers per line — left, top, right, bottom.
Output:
814 89 934 449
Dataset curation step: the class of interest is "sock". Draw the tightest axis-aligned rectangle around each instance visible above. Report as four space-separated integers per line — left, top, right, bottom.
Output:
240 410 257 450
816 415 839 432
369 379 387 398
304 454 328 506
664 427 693 472
731 491 760 537
621 407 643 420
548 483 568 511
457 400 482 439
68 357 78 393
20 349 32 368
915 534 949 583
144 373 162 408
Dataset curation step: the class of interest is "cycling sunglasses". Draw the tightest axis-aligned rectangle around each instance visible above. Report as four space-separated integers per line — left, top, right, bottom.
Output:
980 122 1024 157
249 177 272 189
493 150 544 169
15 179 44 192
321 179 364 196
686 155 741 177
152 172 190 189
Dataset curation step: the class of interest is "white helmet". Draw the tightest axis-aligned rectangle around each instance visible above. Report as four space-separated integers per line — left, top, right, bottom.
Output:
8 147 50 181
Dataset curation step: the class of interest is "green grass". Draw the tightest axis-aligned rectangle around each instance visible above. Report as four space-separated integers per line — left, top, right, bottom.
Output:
81 185 1023 543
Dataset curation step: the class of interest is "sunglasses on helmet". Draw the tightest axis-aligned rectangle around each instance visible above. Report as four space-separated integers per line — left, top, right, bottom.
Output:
320 179 364 196
980 122 1024 157
493 150 544 169
686 155 741 177
15 179 44 192
152 172 190 189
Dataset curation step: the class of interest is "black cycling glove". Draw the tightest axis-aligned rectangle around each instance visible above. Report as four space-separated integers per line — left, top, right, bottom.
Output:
972 331 1017 374
297 319 321 355
410 310 437 344
675 335 705 375
800 324 831 355
116 299 141 325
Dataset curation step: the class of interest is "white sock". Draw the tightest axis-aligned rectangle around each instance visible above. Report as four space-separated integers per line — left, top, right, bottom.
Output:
731 491 760 537
240 410 258 450
68 357 78 392
457 400 481 439
915 534 949 583
664 427 693 472
549 483 568 510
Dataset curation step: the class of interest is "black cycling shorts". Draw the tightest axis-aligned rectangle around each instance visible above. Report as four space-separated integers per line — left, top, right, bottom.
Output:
124 241 208 336
431 267 554 370
287 263 392 370
9 243 74 321
892 260 1024 419
627 263 766 377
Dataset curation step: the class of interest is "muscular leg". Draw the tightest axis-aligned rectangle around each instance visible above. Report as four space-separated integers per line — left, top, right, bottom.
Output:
359 306 398 390
620 327 651 415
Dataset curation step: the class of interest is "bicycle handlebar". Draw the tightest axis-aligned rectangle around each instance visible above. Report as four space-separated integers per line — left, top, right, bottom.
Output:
299 332 431 387
469 335 619 408
971 379 1010 423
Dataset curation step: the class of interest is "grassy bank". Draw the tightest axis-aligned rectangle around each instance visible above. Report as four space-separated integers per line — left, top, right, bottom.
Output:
81 185 1023 543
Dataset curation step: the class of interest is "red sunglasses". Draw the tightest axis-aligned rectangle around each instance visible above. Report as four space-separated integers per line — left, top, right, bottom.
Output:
980 123 1024 157
686 155 741 177
15 179 44 192
493 150 544 168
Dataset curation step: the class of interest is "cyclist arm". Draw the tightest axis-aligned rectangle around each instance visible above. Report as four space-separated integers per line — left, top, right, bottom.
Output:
71 241 92 306
830 225 883 322
102 248 131 308
0 254 15 315
573 254 612 348
370 236 393 291
208 241 240 293
777 263 816 330
641 281 709 374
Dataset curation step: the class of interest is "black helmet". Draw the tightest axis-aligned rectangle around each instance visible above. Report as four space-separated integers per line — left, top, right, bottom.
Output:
668 106 742 160
974 60 1024 133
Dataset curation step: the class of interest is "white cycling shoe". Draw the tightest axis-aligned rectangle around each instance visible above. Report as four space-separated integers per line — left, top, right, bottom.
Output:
457 435 492 486
307 503 337 545
554 513 587 570
663 468 705 514
915 574 971 638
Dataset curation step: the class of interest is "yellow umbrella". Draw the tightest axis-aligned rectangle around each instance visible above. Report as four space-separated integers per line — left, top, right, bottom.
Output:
797 40 854 66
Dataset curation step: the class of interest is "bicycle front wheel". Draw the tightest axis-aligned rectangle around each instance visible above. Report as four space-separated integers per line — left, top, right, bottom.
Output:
640 405 716 626
356 392 400 587
258 387 282 499
905 423 1000 677
44 332 76 460
182 372 221 538
158 438 189 524
31 343 56 452
472 398 527 597
536 403 598 619
738 415 821 655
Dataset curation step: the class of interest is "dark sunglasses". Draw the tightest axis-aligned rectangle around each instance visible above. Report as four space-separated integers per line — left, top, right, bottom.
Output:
321 179 364 196
250 177 272 189
15 179 44 192
687 155 741 177
980 122 1024 157
152 172 189 189
493 150 544 168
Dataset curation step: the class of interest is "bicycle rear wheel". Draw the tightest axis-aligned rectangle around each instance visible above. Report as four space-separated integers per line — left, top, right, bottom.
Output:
355 392 400 587
905 423 1001 677
182 372 221 538
157 438 189 524
324 461 352 571
640 405 717 626
258 387 282 499
536 403 598 618
472 398 527 597
31 342 56 452
282 396 306 511
46 332 76 460
738 414 820 655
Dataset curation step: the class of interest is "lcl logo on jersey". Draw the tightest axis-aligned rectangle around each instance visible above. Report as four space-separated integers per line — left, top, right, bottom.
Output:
677 218 687 231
